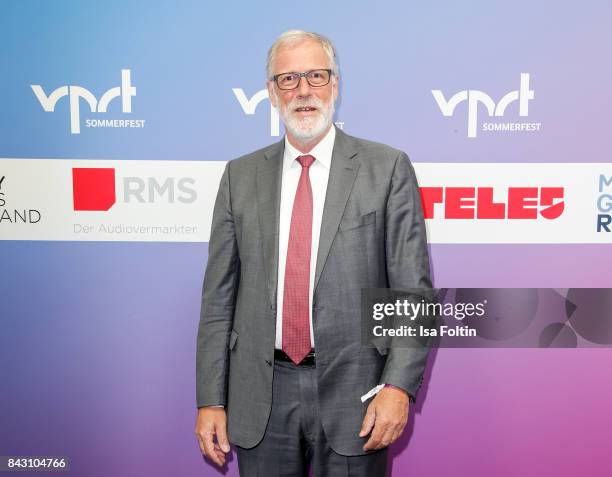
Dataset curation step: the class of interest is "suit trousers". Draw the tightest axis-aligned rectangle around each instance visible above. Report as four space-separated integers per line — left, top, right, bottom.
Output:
235 357 388 477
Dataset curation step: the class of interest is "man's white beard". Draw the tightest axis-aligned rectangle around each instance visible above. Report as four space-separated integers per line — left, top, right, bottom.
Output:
277 93 335 143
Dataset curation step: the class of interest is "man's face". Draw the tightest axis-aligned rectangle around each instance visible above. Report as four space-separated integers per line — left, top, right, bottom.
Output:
267 40 338 142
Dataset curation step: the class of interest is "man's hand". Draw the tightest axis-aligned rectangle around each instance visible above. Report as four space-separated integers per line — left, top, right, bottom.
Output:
359 386 410 451
195 407 231 466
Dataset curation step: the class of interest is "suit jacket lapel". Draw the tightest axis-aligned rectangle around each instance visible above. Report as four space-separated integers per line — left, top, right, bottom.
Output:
257 139 284 307
314 128 360 292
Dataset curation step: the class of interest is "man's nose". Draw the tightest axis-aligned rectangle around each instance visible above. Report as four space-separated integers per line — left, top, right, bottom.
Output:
296 75 312 97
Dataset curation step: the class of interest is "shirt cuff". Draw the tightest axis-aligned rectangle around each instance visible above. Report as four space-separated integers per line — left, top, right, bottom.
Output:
360 383 415 403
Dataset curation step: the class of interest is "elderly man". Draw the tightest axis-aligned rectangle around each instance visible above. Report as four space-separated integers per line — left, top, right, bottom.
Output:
195 30 432 476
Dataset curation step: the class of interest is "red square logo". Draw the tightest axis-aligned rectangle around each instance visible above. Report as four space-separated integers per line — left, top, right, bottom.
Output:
72 168 116 211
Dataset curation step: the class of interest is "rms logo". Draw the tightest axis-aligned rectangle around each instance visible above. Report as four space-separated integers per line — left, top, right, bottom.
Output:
72 168 197 211
420 186 564 219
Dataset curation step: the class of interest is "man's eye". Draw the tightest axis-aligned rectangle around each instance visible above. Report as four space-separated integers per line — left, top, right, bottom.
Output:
310 72 323 79
281 74 296 83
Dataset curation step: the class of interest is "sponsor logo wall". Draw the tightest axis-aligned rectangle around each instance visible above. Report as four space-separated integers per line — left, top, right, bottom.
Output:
1 160 611 242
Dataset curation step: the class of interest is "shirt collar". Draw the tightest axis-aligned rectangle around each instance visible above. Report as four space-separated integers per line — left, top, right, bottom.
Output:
283 124 336 171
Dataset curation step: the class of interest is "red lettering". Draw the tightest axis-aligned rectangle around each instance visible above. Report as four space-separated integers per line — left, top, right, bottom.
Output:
508 187 538 219
476 187 505 219
445 188 475 219
418 186 565 220
539 187 564 219
419 187 443 219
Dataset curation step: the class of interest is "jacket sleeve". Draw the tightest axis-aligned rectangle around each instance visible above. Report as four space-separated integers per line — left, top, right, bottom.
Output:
379 151 433 401
196 161 240 408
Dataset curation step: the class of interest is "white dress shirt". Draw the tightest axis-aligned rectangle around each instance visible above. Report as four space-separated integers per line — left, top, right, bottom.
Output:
275 125 335 350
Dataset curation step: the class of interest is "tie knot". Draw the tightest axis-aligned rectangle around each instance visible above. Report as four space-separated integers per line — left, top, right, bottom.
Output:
297 155 315 169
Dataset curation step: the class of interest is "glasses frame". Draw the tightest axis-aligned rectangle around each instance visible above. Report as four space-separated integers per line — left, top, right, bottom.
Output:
271 69 333 90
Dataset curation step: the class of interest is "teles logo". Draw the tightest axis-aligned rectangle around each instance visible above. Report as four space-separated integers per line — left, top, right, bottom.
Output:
71 167 197 211
420 186 565 220
432 73 540 138
31 69 145 134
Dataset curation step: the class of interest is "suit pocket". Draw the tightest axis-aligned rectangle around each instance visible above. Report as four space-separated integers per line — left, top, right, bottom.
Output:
229 329 239 350
338 210 376 232
335 211 378 289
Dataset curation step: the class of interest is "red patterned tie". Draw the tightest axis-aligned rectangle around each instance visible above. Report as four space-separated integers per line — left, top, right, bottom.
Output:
282 154 315 364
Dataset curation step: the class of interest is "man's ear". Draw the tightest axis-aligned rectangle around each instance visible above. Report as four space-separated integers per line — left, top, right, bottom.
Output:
266 81 277 108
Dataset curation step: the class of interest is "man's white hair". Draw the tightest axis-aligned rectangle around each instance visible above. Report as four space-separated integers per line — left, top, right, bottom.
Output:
266 30 339 79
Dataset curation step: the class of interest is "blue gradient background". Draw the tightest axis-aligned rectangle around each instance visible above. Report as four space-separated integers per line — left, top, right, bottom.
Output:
1 1 611 476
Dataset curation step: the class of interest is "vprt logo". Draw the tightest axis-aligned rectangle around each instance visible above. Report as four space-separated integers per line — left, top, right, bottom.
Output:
233 88 280 136
31 69 137 134
432 73 540 138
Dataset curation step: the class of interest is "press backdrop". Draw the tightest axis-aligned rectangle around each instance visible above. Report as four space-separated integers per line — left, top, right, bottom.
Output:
1 1 611 476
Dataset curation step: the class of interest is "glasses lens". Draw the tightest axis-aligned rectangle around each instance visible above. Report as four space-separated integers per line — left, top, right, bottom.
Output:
307 70 330 86
277 73 299 90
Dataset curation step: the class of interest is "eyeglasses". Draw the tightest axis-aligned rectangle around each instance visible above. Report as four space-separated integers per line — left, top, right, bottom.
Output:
271 69 333 90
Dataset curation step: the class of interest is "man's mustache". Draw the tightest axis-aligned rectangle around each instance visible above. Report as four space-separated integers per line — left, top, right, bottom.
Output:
287 97 325 111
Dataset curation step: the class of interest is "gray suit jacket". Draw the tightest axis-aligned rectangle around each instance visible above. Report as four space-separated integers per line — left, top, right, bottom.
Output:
196 126 432 456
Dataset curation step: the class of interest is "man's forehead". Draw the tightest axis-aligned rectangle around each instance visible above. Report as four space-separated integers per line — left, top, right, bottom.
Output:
273 40 330 72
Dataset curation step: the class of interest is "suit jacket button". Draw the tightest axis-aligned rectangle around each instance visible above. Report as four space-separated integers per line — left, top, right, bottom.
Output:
265 360 272 366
